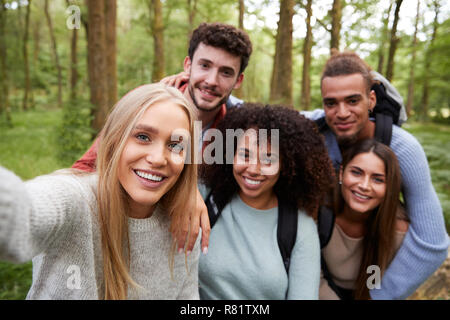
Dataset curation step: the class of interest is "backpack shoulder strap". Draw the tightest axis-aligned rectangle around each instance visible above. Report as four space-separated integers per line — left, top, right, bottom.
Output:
205 190 221 228
318 205 335 249
277 197 298 273
374 113 393 146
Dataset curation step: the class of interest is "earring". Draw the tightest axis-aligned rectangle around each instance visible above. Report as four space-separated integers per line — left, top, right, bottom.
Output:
339 180 342 185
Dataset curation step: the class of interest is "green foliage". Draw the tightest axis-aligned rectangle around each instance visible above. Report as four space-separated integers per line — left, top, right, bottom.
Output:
57 99 95 167
0 262 32 299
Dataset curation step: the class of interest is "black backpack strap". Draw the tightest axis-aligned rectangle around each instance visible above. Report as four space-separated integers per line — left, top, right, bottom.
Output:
318 206 335 249
277 197 298 273
374 113 393 146
205 190 221 228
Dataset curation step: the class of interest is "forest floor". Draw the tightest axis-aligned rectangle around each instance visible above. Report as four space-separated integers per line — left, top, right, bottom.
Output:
0 108 449 300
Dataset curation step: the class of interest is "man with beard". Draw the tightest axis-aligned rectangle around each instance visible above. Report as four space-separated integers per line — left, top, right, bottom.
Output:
306 51 449 299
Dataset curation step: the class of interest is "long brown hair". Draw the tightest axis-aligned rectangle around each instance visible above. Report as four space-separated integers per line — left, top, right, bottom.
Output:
96 83 197 300
334 139 402 299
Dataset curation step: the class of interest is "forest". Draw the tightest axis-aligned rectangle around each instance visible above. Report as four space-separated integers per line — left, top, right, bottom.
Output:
0 0 449 299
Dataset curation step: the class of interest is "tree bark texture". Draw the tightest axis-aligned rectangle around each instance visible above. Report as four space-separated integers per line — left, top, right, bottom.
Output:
300 0 313 110
70 27 79 101
330 0 342 54
151 0 165 82
377 0 393 74
105 0 117 107
23 0 31 110
0 0 11 125
44 0 63 108
406 0 420 117
385 0 403 81
270 0 294 107
87 0 108 131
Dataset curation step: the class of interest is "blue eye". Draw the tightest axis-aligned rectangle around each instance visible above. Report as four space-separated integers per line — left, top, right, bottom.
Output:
136 134 150 142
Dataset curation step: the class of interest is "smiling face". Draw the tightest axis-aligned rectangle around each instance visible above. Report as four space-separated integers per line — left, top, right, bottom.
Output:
117 100 190 218
232 130 280 209
184 43 244 113
321 73 376 145
340 151 387 214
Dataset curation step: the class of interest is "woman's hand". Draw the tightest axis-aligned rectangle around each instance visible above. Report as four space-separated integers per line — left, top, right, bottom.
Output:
160 71 189 89
173 188 210 255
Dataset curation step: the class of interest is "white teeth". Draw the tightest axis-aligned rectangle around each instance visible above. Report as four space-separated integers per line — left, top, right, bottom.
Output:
353 191 370 199
245 177 261 185
135 170 163 182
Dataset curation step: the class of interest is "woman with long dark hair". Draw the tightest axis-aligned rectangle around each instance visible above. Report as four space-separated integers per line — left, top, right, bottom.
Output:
320 139 409 300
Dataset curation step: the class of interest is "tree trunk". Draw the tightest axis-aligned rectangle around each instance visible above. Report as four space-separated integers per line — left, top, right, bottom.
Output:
187 0 198 40
151 0 165 82
330 0 342 54
377 0 393 74
385 0 403 81
406 0 420 117
87 0 108 132
233 0 245 99
22 0 31 111
0 0 11 125
44 0 63 108
239 0 244 29
270 0 294 106
300 0 313 110
421 0 440 120
105 0 117 108
70 28 79 101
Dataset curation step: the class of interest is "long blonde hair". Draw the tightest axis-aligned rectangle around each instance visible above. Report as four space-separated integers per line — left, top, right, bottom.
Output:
96 83 197 300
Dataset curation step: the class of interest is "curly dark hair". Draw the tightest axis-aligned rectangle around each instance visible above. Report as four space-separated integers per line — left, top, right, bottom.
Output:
189 22 253 74
199 103 335 216
321 50 373 94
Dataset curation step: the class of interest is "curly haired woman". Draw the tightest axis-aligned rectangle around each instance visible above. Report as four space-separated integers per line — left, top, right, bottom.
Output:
198 103 334 299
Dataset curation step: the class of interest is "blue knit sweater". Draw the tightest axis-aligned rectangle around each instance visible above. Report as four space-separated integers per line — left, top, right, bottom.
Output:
304 109 449 299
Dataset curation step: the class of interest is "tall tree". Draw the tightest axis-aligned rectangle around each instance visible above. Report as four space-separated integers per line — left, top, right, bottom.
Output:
0 0 11 125
238 0 244 29
44 0 63 108
22 0 32 110
233 0 245 99
87 0 108 131
406 0 421 117
330 0 342 53
150 0 165 82
300 0 313 110
421 0 440 120
187 0 198 39
385 0 403 81
377 0 393 73
105 0 117 107
270 0 294 106
70 24 78 101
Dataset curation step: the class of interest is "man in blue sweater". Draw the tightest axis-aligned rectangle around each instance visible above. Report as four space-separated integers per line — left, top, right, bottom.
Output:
305 51 449 299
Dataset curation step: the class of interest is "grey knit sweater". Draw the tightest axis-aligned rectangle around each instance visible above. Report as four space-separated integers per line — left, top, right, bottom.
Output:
0 167 200 300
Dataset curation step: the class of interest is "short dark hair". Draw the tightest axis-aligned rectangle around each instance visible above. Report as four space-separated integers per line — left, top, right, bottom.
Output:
199 103 334 216
188 23 253 74
321 50 373 93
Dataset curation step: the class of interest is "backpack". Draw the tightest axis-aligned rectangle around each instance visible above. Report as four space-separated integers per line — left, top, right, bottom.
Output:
205 191 298 273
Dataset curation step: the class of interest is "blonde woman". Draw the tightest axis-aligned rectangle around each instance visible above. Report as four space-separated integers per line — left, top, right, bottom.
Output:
0 83 199 299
